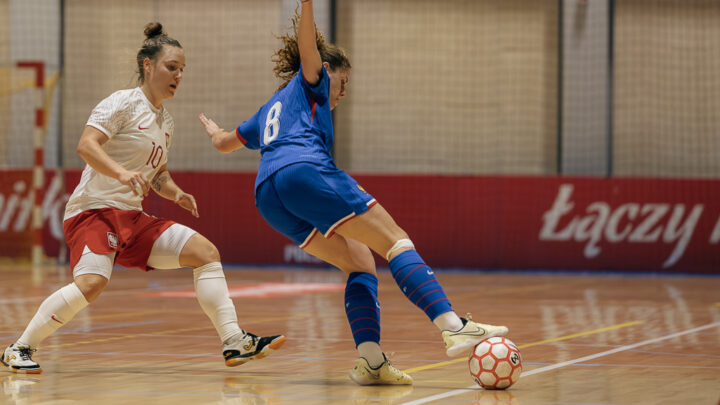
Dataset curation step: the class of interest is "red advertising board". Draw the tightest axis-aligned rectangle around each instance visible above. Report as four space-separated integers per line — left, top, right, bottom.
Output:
0 171 34 258
2 170 719 274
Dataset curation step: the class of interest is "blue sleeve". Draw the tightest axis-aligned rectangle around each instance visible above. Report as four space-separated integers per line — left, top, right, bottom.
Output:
298 65 329 105
236 107 262 150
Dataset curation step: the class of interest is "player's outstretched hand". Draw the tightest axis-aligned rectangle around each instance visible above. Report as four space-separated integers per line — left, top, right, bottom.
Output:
175 192 199 218
198 113 222 139
118 170 150 197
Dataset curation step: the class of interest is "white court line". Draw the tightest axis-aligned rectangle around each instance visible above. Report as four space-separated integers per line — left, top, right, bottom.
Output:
401 321 720 405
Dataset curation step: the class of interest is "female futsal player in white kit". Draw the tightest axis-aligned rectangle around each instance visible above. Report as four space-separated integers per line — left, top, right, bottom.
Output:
1 22 284 374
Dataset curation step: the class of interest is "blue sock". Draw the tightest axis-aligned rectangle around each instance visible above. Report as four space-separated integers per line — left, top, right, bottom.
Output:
344 272 381 347
389 250 453 321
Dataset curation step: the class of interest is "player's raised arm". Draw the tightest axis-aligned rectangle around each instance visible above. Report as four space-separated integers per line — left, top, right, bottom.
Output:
198 113 245 153
299 0 322 85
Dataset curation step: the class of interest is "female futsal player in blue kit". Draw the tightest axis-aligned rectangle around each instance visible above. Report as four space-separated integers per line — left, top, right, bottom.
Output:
199 0 508 385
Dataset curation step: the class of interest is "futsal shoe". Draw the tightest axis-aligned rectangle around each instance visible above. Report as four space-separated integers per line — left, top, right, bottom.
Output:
222 332 286 367
442 313 509 357
349 354 413 386
1 344 42 374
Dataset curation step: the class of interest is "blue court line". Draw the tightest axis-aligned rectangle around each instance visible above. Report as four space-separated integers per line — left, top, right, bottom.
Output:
220 263 720 279
27 349 720 372
0 386 415 403
0 320 162 340
38 349 556 364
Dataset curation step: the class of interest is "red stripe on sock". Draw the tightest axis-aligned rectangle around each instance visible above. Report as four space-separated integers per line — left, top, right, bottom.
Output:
406 280 434 299
346 306 381 316
422 297 449 312
345 293 378 301
414 288 443 306
349 317 380 326
397 265 424 286
352 327 380 336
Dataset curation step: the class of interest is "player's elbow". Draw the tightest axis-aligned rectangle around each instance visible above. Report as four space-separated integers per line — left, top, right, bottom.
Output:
76 138 93 160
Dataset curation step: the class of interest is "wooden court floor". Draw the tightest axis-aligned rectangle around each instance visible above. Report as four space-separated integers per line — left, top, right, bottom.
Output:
1 263 719 405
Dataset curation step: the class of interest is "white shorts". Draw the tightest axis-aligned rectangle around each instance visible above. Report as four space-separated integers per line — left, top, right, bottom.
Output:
72 223 197 279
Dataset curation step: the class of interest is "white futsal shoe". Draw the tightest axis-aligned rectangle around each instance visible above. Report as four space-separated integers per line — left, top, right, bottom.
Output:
1 344 42 374
222 332 286 367
442 313 509 357
349 353 413 386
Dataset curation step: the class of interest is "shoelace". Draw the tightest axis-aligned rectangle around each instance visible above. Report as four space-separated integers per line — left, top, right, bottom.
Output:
384 352 398 367
17 347 35 361
382 352 408 378
244 333 258 347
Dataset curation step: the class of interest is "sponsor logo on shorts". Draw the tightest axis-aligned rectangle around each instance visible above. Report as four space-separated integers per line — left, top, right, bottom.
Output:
107 232 118 249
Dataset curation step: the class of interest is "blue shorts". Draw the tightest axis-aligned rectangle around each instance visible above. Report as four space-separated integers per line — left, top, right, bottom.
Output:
255 162 377 247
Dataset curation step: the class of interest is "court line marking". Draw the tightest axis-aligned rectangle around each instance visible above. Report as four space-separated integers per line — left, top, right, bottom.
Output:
0 386 412 403
400 321 720 405
0 285 195 304
452 283 555 298
403 320 643 374
41 314 309 349
0 321 162 340
0 310 169 328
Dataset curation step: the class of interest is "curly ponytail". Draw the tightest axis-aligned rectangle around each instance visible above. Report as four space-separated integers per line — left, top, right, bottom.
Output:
272 11 351 90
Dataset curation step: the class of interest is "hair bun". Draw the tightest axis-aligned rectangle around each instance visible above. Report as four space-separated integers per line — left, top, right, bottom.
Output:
144 22 165 39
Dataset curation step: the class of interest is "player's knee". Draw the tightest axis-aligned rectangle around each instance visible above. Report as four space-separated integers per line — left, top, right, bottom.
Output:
202 242 221 263
344 240 376 275
181 235 221 268
385 238 415 261
74 274 108 302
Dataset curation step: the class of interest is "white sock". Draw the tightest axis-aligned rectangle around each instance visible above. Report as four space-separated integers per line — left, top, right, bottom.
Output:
432 311 464 332
357 341 385 368
17 283 89 348
193 262 242 343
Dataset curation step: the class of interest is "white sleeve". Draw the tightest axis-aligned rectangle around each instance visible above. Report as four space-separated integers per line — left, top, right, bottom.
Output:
86 91 131 138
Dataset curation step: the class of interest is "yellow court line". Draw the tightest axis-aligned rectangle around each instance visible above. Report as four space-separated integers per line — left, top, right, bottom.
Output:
403 320 643 374
518 320 643 349
43 314 309 349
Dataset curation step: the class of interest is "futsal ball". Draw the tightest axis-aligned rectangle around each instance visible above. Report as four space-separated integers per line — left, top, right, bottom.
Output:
468 337 522 389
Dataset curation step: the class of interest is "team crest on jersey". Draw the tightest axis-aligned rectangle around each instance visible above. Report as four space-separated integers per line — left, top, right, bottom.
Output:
107 232 118 249
165 133 170 148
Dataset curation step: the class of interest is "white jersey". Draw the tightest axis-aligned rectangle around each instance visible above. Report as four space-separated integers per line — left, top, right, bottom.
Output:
64 87 174 220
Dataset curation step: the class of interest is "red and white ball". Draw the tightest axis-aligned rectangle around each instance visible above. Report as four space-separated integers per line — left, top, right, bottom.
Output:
468 337 522 389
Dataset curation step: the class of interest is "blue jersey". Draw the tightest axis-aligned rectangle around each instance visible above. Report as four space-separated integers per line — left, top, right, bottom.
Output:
237 65 336 190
